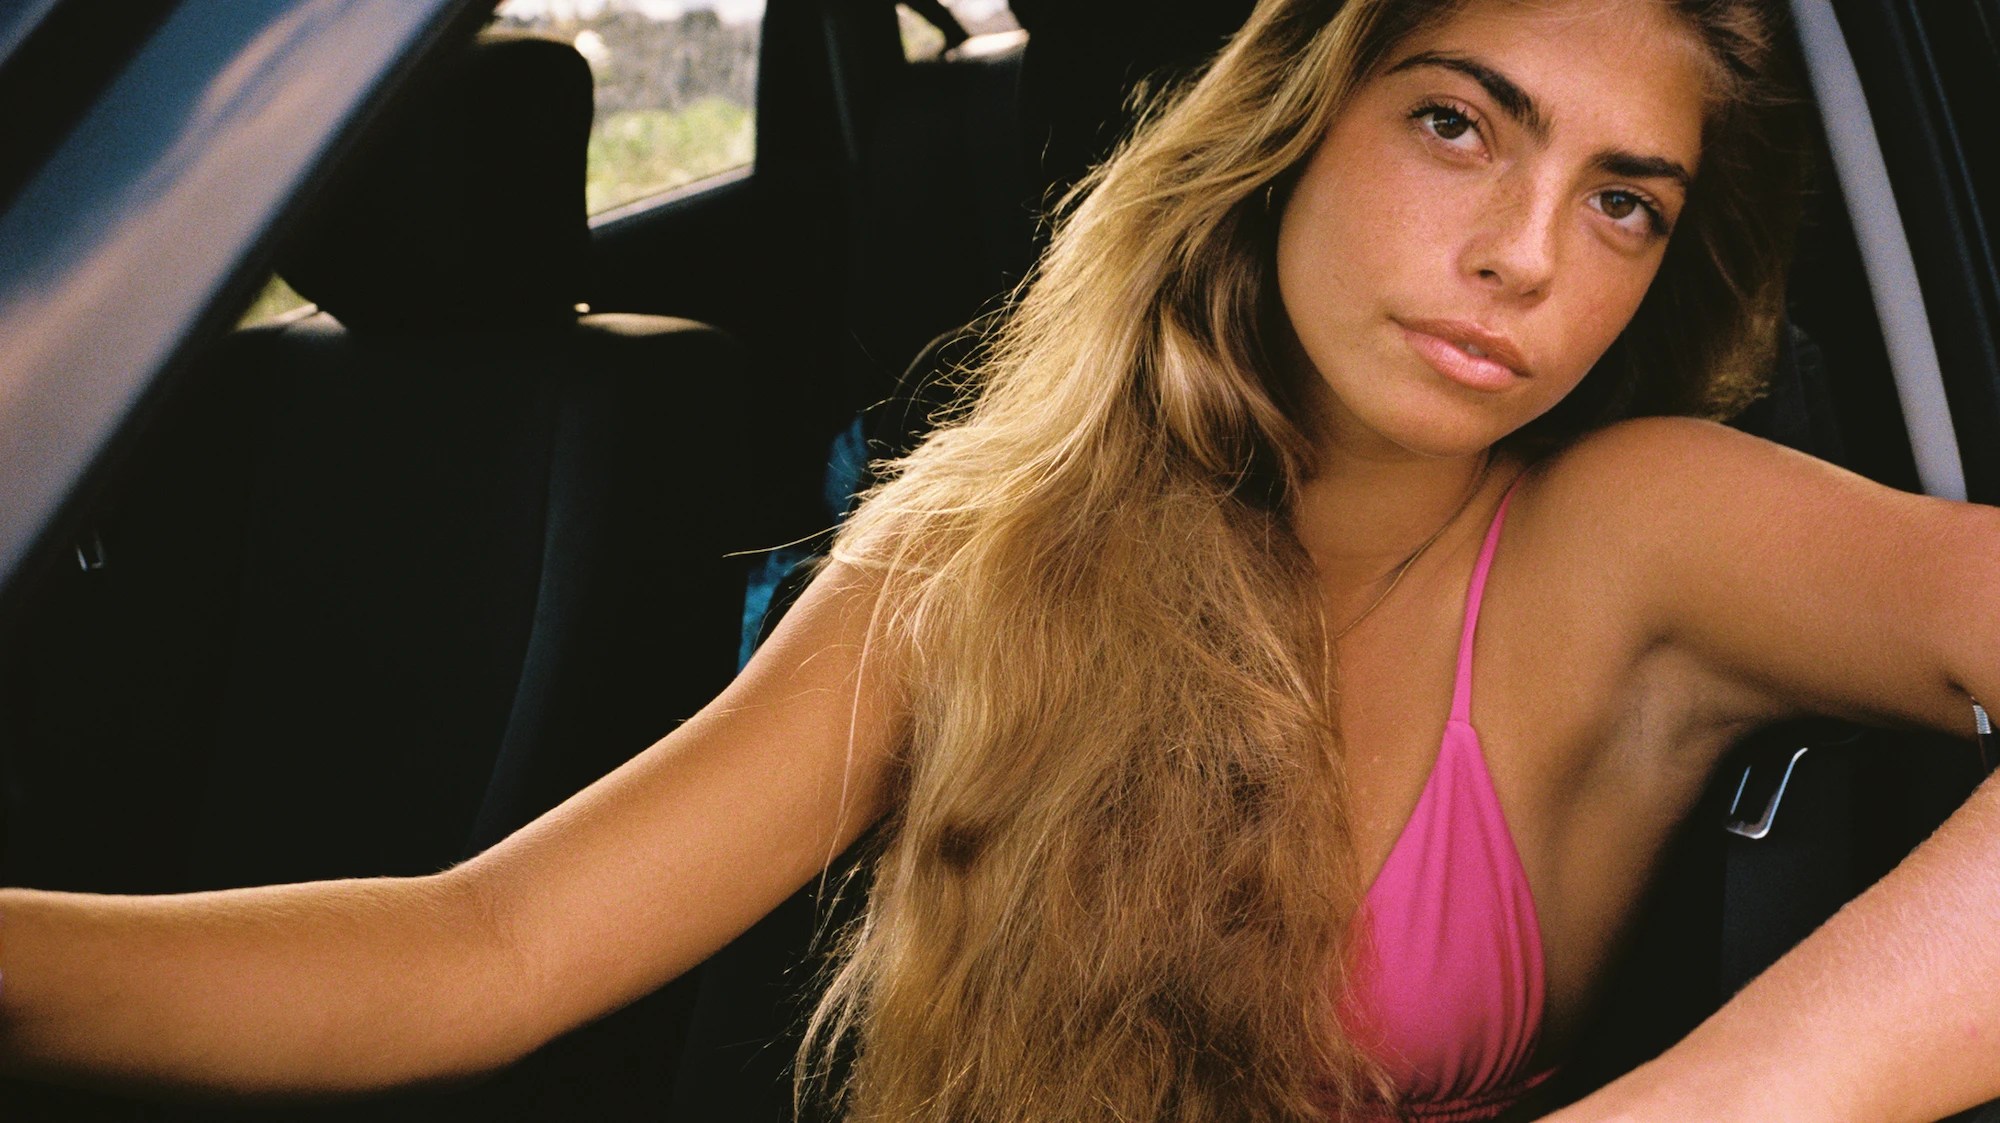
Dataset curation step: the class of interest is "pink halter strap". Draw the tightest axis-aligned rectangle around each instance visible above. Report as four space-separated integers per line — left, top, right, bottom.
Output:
1450 476 1521 724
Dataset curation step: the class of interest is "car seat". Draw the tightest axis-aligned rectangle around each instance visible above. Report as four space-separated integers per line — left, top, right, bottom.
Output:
0 31 779 1122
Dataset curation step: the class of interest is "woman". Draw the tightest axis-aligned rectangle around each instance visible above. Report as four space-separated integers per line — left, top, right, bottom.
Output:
2 0 1997 1120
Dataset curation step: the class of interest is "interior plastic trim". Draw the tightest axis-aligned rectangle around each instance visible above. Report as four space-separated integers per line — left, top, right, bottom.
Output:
1790 0 1967 501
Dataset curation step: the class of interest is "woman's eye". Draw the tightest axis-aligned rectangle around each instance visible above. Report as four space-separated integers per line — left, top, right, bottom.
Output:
1592 189 1668 238
1411 103 1481 151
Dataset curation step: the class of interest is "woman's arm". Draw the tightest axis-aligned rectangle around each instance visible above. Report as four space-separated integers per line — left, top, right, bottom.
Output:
0 560 902 1097
0 873 513 1094
1537 417 2000 1122
1543 768 2000 1123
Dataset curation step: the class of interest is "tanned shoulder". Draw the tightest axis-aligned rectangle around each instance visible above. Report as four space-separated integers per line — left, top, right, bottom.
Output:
1515 416 1849 645
1525 414 1856 543
1533 415 1785 505
1525 414 2000 733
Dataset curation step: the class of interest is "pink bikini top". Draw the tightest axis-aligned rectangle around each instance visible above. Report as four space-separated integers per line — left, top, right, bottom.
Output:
1335 478 1556 1121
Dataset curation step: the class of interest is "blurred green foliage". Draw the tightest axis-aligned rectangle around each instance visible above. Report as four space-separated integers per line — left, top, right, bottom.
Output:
586 98 754 214
238 275 309 327
897 5 947 60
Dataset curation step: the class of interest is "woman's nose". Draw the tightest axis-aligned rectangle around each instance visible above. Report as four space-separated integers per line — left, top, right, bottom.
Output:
1461 174 1560 299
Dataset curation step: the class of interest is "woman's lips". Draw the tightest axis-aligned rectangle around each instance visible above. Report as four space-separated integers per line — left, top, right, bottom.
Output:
1397 321 1527 393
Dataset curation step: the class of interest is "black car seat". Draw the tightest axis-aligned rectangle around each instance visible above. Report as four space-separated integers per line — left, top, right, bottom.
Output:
835 3 1030 411
0 31 778 1122
827 0 1258 415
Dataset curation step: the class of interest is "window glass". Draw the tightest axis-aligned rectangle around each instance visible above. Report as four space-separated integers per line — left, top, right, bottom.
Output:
945 0 1019 34
238 274 309 327
897 6 946 61
899 0 1019 62
495 0 763 214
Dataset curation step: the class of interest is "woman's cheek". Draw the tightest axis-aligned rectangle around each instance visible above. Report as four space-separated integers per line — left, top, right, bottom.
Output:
1572 258 1655 361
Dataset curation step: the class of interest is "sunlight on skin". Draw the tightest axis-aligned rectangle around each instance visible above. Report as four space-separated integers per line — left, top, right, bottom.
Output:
1284 0 1704 599
1277 0 1706 468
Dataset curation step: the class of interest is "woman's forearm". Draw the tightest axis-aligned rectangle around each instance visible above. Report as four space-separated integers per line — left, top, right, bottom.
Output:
0 870 537 1097
1544 769 2000 1123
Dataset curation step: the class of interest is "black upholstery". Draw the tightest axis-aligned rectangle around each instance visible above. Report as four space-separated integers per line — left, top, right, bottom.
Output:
835 0 1258 410
171 314 764 887
1011 0 1256 205
0 31 773 1122
838 21 1030 407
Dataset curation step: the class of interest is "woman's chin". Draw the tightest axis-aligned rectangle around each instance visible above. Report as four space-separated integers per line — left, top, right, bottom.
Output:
1333 404 1522 462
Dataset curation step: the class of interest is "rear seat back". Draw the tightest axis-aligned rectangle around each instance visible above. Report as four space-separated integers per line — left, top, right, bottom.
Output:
835 0 1257 410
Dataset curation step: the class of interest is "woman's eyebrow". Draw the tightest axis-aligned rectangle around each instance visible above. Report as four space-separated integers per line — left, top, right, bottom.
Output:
1386 50 1550 141
1598 151 1694 195
1385 49 1695 194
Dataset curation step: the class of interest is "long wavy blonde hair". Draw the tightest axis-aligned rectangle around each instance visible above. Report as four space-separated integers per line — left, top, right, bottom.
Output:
806 1 1809 1119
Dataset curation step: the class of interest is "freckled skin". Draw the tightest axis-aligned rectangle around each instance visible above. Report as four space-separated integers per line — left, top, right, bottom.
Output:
1273 0 1708 462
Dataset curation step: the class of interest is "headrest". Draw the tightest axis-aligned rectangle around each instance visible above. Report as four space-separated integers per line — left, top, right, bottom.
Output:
278 33 593 332
1010 0 1256 199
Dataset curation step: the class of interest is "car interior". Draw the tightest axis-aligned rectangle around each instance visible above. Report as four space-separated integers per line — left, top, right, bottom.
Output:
0 1 1996 1120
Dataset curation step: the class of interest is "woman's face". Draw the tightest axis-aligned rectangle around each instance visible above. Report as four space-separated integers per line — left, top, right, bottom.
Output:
1275 0 1710 460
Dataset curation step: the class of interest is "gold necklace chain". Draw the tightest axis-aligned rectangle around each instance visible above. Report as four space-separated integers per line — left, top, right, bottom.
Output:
1331 452 1495 642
